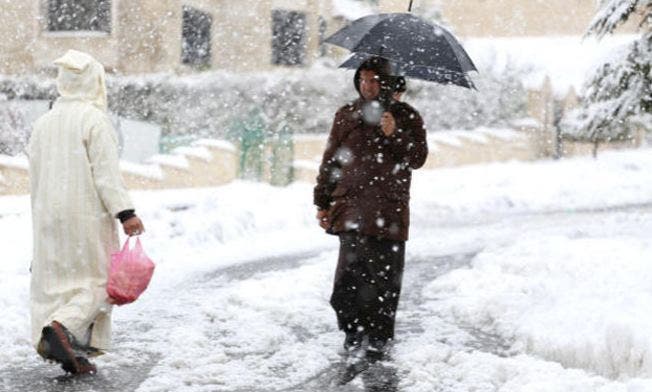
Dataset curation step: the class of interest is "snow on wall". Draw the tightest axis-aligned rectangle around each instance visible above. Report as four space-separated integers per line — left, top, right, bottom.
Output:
147 154 190 170
194 139 238 152
0 154 28 170
119 161 165 180
172 146 213 162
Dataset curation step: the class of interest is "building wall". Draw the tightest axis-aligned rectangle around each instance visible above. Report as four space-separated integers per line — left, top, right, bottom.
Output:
1 0 638 74
207 0 274 71
379 0 636 37
29 0 122 72
439 0 598 37
0 1 35 73
0 0 329 75
116 0 182 74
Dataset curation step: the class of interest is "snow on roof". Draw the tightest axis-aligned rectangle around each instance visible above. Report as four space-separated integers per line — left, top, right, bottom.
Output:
331 0 375 20
464 34 637 96
0 155 29 171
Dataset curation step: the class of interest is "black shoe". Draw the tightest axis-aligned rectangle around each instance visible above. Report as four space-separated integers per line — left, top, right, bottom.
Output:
38 321 96 375
338 347 369 385
366 338 390 363
343 331 364 352
74 356 97 375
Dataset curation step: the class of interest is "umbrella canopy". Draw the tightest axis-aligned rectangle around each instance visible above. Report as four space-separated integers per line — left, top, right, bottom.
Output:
325 13 478 89
339 52 475 89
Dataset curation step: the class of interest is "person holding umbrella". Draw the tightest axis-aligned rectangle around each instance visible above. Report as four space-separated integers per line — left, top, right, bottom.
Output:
314 56 428 366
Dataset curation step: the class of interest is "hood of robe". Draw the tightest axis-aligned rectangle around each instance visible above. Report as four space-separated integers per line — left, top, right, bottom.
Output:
54 50 108 112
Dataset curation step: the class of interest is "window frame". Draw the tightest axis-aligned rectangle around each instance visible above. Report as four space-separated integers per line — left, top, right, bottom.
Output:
181 5 213 68
42 0 113 37
271 9 308 67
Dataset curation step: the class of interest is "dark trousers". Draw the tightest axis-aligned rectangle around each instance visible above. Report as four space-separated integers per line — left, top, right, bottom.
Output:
330 232 406 343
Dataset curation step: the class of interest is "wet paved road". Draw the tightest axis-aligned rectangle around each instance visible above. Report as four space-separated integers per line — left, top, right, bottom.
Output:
0 248 488 392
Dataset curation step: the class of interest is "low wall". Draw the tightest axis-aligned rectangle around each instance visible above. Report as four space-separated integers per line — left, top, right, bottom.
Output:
1 127 646 195
0 156 29 195
291 125 547 184
0 139 238 195
561 128 645 157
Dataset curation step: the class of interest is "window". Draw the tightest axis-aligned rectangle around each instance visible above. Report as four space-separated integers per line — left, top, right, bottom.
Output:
181 6 212 67
272 10 307 67
47 0 111 33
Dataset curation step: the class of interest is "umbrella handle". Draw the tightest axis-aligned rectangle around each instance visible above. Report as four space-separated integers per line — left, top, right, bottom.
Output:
408 0 413 12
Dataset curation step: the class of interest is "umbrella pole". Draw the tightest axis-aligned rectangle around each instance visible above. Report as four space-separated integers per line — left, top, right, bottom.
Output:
408 0 413 12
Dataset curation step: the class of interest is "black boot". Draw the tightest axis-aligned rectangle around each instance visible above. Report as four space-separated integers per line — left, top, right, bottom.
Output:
366 338 391 363
343 331 364 352
37 321 96 375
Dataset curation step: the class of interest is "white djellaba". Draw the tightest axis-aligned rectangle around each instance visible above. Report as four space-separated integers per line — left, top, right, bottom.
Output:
27 50 134 352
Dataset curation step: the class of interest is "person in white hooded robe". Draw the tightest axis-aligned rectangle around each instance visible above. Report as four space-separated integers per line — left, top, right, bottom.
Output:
28 49 145 375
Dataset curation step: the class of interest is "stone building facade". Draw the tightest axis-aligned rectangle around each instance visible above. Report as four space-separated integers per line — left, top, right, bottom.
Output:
0 0 330 74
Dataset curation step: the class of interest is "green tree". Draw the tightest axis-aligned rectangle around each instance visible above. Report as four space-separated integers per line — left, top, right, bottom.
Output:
564 1 652 156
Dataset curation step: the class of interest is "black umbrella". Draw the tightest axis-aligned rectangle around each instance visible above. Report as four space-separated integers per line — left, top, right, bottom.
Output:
339 52 475 89
325 12 478 89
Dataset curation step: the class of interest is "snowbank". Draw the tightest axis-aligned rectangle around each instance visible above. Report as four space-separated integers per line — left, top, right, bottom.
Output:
425 235 652 379
2 148 652 389
411 148 652 221
0 154 28 170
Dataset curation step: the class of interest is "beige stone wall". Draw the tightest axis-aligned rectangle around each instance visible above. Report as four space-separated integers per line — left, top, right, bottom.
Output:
116 0 182 74
291 135 327 183
0 167 30 196
1 0 328 74
422 132 540 170
0 1 36 73
124 143 239 189
294 135 327 161
7 0 175 74
208 0 274 71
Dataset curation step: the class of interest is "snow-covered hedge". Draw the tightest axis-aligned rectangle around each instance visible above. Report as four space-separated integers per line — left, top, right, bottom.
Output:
0 95 30 156
0 61 527 139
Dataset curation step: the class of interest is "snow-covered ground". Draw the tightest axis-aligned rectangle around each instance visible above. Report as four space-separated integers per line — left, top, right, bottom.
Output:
2 149 652 391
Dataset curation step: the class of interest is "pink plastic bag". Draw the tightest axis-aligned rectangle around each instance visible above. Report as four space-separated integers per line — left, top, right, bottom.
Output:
107 237 155 306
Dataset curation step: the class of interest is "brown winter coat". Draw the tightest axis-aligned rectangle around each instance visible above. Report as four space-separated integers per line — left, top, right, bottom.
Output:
314 98 428 241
